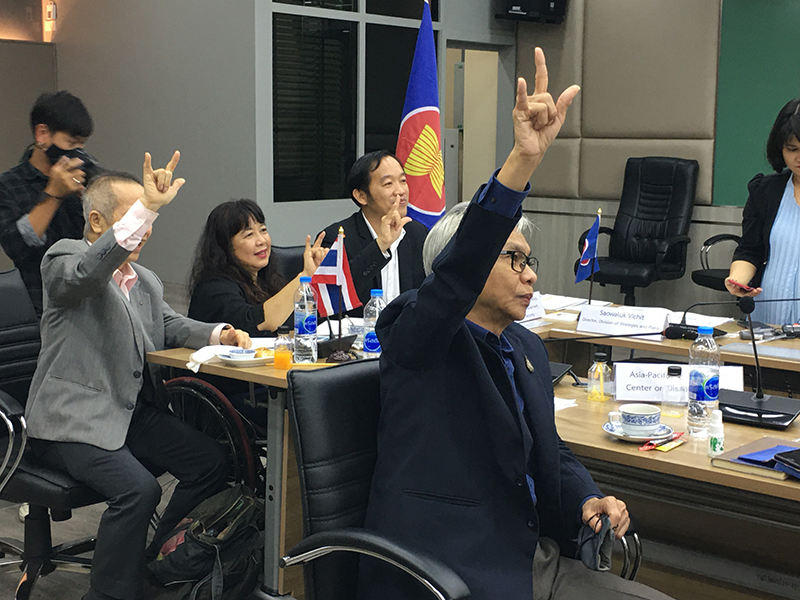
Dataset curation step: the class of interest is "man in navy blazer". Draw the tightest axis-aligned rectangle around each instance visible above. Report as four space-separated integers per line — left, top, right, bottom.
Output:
26 153 252 600
360 49 673 600
321 150 427 311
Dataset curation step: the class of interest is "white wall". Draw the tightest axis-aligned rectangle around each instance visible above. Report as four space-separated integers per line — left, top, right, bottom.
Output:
52 0 256 289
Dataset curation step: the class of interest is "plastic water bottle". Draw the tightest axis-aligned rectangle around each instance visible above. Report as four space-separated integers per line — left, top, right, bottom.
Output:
362 289 386 359
687 326 720 439
293 276 317 363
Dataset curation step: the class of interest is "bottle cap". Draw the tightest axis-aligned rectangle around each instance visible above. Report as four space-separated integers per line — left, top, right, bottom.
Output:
276 325 290 335
667 365 682 376
709 409 724 434
300 276 311 283
592 351 608 363
370 289 383 297
697 325 714 336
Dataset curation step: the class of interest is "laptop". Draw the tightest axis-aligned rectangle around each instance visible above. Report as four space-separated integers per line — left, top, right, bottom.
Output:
549 362 573 386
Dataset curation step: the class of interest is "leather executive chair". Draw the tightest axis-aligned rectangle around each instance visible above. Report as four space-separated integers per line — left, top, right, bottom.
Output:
576 156 700 306
271 245 306 284
282 359 642 600
0 268 104 600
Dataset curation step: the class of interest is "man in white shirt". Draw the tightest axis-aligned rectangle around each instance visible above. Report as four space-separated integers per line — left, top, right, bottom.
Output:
320 151 427 311
25 152 251 600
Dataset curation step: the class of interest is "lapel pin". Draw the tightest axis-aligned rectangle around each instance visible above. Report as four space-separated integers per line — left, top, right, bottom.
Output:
525 356 534 373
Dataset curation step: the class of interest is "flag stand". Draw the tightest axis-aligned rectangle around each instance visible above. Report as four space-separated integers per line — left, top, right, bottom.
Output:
588 258 595 305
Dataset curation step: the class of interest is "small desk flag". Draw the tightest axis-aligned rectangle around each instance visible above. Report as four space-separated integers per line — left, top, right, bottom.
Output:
396 0 444 229
575 215 601 283
311 231 362 318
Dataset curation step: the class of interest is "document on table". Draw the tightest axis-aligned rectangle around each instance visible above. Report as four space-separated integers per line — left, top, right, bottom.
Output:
554 396 578 411
667 311 732 328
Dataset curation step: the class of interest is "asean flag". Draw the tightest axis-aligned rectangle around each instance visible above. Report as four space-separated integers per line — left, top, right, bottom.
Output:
575 215 601 284
396 0 444 230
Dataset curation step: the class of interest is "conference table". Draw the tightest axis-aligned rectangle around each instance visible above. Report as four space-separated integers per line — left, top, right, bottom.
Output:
148 342 800 600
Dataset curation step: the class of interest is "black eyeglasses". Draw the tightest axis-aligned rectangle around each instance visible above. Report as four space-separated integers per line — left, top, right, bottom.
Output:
499 250 538 273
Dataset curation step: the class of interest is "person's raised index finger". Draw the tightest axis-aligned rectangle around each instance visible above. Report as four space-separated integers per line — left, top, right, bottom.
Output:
313 231 325 248
533 47 548 96
143 152 153 174
165 150 181 173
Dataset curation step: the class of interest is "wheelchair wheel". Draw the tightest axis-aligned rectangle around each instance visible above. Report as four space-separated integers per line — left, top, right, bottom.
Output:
163 377 258 490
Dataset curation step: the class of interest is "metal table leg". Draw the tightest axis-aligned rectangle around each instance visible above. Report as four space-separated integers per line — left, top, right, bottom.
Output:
253 386 297 600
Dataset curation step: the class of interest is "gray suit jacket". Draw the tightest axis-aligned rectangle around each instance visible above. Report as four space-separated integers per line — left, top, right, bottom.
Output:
25 227 217 451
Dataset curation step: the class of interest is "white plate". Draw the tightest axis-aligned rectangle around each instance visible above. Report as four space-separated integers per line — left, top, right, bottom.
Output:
217 353 273 367
602 422 674 443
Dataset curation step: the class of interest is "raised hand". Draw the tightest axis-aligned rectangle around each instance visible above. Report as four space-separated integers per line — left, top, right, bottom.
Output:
498 47 580 191
45 156 86 199
377 198 412 253
302 231 329 276
141 151 185 212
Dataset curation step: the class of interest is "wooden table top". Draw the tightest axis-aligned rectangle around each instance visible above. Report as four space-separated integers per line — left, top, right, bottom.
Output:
147 347 326 388
553 381 800 502
540 318 800 372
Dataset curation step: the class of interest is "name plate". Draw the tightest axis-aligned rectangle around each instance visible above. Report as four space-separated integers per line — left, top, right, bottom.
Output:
614 363 744 402
577 305 669 341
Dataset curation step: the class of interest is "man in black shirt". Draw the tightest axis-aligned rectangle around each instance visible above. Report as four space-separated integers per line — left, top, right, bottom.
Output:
0 91 95 315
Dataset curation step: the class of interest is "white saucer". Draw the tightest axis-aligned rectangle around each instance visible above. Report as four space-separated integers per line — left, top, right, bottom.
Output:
602 422 674 443
217 353 273 367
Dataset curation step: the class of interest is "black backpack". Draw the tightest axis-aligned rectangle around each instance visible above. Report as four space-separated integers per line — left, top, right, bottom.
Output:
148 484 264 600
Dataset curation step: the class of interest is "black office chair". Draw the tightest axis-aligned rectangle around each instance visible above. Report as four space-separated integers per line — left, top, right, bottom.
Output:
282 360 642 600
283 359 469 600
271 245 305 283
575 157 699 305
0 268 104 600
690 233 740 292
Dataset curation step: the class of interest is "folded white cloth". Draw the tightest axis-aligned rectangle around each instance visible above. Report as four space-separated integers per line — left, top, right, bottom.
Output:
186 345 236 373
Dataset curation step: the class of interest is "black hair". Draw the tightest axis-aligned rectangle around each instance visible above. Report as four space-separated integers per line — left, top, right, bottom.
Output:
189 199 284 305
30 91 94 138
765 98 800 172
346 150 402 208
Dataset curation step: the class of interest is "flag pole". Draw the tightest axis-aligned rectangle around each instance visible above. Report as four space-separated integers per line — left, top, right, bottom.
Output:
327 227 354 363
587 208 601 305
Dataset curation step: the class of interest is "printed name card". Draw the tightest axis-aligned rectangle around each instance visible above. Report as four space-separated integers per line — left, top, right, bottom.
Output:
614 363 744 402
577 305 669 341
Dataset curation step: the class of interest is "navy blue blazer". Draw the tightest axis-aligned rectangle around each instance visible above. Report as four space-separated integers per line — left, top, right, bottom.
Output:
321 210 427 311
359 190 601 600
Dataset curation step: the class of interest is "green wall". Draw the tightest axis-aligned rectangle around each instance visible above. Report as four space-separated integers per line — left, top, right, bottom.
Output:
714 0 800 206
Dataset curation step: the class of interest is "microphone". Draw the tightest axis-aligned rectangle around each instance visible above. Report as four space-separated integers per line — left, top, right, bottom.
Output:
718 294 800 429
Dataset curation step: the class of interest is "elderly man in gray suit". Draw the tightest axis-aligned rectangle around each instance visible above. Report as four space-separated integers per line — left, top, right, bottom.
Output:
25 151 252 600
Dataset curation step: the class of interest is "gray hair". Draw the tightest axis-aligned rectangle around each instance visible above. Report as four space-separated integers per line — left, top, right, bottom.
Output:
82 171 142 235
422 202 535 275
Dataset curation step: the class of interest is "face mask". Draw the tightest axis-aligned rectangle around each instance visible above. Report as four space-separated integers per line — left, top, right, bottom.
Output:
43 144 101 181
44 142 80 165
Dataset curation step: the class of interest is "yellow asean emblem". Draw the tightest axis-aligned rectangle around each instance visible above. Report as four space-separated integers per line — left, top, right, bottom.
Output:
404 124 444 198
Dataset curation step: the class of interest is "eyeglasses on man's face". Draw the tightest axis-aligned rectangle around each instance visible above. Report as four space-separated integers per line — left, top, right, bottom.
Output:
499 250 538 273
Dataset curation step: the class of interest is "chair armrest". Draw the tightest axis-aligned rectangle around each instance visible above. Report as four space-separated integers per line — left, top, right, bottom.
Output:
654 235 691 276
0 390 27 495
0 391 24 418
698 233 741 271
577 226 614 253
280 528 470 600
702 233 740 247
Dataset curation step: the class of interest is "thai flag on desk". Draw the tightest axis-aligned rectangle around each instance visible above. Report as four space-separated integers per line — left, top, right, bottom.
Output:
395 0 445 229
575 215 601 283
311 231 362 318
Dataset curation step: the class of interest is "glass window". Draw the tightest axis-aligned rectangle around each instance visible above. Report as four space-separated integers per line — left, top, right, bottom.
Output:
274 0 356 11
365 24 438 153
273 15 357 202
366 0 439 21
